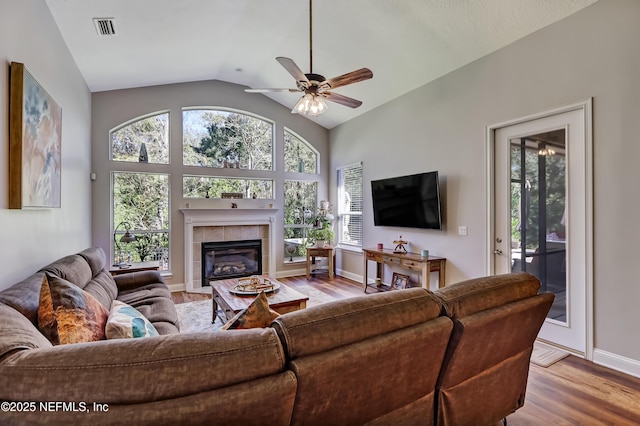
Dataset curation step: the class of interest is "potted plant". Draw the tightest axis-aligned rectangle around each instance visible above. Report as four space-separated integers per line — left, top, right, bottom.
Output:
307 224 335 248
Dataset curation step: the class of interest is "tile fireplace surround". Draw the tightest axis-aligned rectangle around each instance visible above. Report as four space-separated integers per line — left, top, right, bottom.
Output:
180 208 277 292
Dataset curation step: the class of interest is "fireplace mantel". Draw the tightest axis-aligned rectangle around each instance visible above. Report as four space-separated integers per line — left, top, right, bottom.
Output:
180 208 278 291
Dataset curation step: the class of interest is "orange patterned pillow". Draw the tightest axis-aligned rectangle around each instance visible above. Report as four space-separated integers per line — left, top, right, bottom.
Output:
38 273 109 345
222 291 280 330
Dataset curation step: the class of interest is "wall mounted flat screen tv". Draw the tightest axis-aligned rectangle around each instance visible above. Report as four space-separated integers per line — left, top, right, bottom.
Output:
371 171 442 230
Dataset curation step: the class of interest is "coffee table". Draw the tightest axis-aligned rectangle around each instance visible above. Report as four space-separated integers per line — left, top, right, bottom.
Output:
210 276 309 323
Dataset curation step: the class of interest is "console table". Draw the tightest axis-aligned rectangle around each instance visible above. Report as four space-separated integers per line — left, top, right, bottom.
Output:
109 261 160 276
363 248 446 292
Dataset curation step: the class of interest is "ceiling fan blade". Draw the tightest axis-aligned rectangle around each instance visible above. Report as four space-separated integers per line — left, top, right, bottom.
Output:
322 91 363 108
324 68 373 90
276 57 310 85
245 88 300 93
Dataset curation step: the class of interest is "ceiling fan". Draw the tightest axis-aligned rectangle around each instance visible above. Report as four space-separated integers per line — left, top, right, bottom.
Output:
245 0 373 116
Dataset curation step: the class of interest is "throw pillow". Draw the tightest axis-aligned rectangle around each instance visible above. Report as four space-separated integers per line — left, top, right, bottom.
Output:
105 300 159 339
222 291 280 330
38 273 109 345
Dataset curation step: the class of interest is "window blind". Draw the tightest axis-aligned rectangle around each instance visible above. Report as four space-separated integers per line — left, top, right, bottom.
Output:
337 162 363 247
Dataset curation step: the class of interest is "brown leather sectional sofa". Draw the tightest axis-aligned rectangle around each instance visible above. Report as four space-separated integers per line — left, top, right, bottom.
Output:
0 247 553 425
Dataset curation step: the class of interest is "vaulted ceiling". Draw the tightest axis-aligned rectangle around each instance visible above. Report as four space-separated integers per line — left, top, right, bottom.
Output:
45 0 598 129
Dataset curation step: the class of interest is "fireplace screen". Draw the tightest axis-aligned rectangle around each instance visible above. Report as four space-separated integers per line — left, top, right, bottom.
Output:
202 239 262 284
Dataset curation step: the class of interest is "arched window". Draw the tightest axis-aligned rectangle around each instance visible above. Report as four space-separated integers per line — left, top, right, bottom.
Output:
182 108 273 170
284 128 318 174
111 112 169 164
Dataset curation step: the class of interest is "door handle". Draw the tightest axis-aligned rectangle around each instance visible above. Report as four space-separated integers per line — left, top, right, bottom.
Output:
494 249 503 255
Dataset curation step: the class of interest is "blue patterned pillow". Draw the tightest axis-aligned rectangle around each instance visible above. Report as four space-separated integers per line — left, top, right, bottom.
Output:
105 300 159 339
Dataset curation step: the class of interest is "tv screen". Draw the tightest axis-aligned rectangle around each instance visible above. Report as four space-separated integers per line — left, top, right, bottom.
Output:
371 171 442 230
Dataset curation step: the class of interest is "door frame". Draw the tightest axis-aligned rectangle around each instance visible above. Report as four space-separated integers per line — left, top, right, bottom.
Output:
485 99 594 360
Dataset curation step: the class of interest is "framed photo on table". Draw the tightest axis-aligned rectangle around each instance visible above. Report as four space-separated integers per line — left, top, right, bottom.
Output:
392 272 410 289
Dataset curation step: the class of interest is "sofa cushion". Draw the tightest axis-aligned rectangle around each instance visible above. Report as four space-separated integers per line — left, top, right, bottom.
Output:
106 300 159 339
0 303 52 359
39 247 118 310
38 274 109 345
222 291 279 330
434 272 541 318
272 288 443 359
117 284 179 335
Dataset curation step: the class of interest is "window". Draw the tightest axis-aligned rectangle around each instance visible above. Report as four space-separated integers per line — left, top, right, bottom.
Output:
284 180 318 261
182 109 273 170
112 172 169 270
111 112 169 164
183 176 273 199
284 128 317 173
337 163 363 247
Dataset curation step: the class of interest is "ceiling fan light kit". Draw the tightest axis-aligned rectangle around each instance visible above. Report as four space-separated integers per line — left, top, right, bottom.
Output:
293 93 327 116
245 0 372 117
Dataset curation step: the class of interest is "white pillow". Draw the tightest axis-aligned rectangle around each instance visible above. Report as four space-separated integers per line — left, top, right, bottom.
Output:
105 300 159 339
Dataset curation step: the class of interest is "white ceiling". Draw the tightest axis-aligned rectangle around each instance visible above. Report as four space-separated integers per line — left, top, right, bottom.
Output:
45 0 598 129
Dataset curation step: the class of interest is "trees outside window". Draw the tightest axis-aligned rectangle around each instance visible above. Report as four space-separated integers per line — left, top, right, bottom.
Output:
111 112 169 164
284 128 317 173
284 180 317 261
183 176 273 199
183 109 273 170
112 172 169 269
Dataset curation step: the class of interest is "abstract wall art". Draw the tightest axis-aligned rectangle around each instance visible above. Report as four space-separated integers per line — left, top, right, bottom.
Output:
9 62 62 209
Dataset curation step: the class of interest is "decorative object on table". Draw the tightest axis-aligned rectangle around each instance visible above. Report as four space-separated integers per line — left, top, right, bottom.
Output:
307 225 334 248
377 243 383 250
286 244 297 262
231 276 280 295
113 221 136 266
9 62 62 209
231 202 238 208
306 202 335 247
392 272 410 289
221 192 244 199
421 249 429 258
375 278 382 287
393 236 408 253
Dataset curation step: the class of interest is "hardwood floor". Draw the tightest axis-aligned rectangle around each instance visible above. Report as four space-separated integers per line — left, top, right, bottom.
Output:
172 275 640 425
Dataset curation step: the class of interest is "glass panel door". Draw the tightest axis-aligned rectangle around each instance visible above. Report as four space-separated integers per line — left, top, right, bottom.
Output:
509 130 567 323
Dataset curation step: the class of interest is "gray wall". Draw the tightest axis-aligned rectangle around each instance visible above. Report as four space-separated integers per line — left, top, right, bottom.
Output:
91 80 329 287
0 0 92 290
330 0 640 369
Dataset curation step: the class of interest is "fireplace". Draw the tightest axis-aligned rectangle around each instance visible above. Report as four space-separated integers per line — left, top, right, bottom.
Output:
201 239 262 285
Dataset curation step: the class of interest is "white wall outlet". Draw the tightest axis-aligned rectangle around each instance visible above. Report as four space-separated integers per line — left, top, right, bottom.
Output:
458 226 468 236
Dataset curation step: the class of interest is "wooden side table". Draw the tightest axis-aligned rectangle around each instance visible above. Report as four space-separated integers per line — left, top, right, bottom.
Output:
306 246 335 279
362 248 446 292
109 261 160 276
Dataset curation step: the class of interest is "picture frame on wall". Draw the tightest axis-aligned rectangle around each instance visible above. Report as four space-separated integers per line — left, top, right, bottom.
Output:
9 62 62 209
392 272 410 289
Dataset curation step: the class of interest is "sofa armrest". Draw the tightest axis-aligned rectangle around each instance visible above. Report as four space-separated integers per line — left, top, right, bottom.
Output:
113 270 164 292
0 328 286 404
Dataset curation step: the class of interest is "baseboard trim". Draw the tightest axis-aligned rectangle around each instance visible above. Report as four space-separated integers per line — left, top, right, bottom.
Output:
593 348 640 379
275 268 308 278
168 283 186 293
336 269 362 284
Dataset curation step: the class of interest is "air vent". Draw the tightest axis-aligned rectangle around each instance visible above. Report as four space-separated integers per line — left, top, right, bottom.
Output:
93 18 116 36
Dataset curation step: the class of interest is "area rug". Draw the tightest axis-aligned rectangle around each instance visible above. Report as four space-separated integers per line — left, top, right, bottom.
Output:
175 285 344 333
530 341 570 367
175 299 224 333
